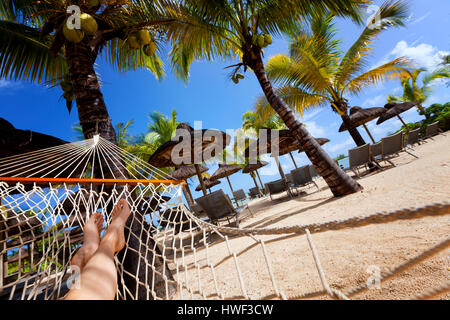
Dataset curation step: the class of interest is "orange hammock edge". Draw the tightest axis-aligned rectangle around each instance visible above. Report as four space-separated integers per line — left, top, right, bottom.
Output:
0 177 185 186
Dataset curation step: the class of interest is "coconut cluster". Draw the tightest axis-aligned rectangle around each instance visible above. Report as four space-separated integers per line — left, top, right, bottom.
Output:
63 13 98 43
252 34 272 49
126 30 157 56
232 73 245 84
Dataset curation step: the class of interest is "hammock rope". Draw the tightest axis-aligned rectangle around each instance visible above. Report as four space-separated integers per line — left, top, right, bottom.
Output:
0 137 448 300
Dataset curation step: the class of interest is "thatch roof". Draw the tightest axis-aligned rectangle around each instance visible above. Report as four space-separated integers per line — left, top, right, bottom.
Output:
210 163 242 181
148 123 231 168
376 102 418 125
242 161 268 174
195 177 221 191
0 118 68 158
270 137 330 157
7 247 41 263
243 128 293 158
339 106 387 132
166 165 208 180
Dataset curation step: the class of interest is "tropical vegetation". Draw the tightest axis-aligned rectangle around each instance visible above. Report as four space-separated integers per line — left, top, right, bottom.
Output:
255 1 410 147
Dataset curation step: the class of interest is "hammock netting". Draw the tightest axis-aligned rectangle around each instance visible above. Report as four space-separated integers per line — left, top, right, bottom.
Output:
0 136 449 300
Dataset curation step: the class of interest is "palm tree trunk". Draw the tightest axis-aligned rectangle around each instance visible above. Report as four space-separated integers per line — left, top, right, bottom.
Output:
65 42 176 300
341 114 367 147
250 55 362 197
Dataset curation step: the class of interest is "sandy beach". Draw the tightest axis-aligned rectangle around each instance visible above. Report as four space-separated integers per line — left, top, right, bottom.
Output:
172 133 450 300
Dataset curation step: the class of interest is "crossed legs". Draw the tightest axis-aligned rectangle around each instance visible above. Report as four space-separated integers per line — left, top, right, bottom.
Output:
65 199 130 300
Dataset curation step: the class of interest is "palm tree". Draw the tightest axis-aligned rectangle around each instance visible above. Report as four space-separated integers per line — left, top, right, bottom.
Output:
0 1 187 299
242 110 285 136
256 3 409 147
387 67 450 117
146 110 180 148
0 0 176 146
165 0 373 196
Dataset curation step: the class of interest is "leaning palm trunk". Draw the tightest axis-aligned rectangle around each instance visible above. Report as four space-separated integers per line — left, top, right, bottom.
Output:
65 41 176 299
340 114 367 147
250 55 362 196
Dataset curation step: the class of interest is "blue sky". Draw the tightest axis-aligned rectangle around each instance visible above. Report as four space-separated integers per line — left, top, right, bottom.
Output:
1 0 449 200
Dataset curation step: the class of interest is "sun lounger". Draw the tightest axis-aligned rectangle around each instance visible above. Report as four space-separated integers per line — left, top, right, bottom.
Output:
195 190 242 227
232 189 247 205
348 144 382 178
249 187 261 199
265 179 292 201
425 121 446 139
290 165 319 192
406 128 422 148
190 203 207 219
370 142 382 160
380 131 418 167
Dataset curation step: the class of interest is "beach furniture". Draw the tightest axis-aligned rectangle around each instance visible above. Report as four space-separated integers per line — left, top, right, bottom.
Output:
370 142 382 160
190 203 207 219
232 189 247 205
406 128 422 147
380 131 418 166
425 121 446 139
348 144 382 177
249 187 261 199
290 165 319 192
195 190 241 227
265 179 292 201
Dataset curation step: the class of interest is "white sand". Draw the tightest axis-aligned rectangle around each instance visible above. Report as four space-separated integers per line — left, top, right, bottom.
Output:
173 134 450 300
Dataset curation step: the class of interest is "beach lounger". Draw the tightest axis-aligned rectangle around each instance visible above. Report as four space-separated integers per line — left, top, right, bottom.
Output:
232 189 247 205
249 187 261 199
290 165 319 192
406 128 422 148
190 203 207 219
380 131 418 167
370 142 382 160
425 121 446 139
265 179 292 201
195 190 242 227
348 144 381 178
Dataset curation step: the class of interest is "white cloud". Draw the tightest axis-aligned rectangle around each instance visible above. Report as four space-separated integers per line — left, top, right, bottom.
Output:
378 41 449 71
362 94 386 108
0 79 13 88
408 12 432 25
303 120 326 137
327 137 354 153
300 109 323 122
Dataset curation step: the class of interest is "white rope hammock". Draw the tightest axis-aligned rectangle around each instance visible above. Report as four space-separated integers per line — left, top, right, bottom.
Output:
0 136 448 300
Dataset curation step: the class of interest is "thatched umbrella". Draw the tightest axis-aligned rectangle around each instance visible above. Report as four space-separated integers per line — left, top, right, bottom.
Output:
243 128 294 185
166 165 208 205
376 102 419 133
195 177 221 193
242 161 268 195
295 138 330 154
149 123 230 196
339 106 387 144
209 163 242 195
0 118 68 158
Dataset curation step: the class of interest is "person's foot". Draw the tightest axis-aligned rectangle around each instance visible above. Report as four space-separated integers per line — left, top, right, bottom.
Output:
70 212 104 270
104 199 131 253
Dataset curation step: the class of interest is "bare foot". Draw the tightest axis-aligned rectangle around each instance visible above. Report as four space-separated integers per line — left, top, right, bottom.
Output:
104 199 131 253
70 212 104 270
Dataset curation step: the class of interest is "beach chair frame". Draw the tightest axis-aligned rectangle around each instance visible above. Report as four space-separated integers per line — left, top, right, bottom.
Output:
195 190 242 228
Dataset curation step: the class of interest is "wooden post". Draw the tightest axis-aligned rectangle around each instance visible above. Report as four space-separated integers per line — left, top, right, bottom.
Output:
362 124 376 144
289 152 298 169
256 170 264 190
194 164 208 196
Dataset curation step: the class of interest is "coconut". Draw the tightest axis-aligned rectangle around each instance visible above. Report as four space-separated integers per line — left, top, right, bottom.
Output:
143 42 157 56
137 30 151 45
127 35 141 50
236 73 244 79
257 35 265 48
264 34 272 46
80 13 98 36
63 22 85 43
232 76 239 84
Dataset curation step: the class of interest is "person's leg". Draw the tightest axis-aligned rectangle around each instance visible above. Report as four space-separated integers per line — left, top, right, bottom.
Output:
70 212 104 271
65 199 131 300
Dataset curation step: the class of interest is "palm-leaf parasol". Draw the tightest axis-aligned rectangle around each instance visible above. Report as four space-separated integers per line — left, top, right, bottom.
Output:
376 102 419 133
209 163 241 193
338 106 387 143
243 160 268 195
149 123 230 195
195 177 221 192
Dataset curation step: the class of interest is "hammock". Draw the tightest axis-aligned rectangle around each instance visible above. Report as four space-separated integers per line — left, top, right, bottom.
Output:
0 135 449 300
